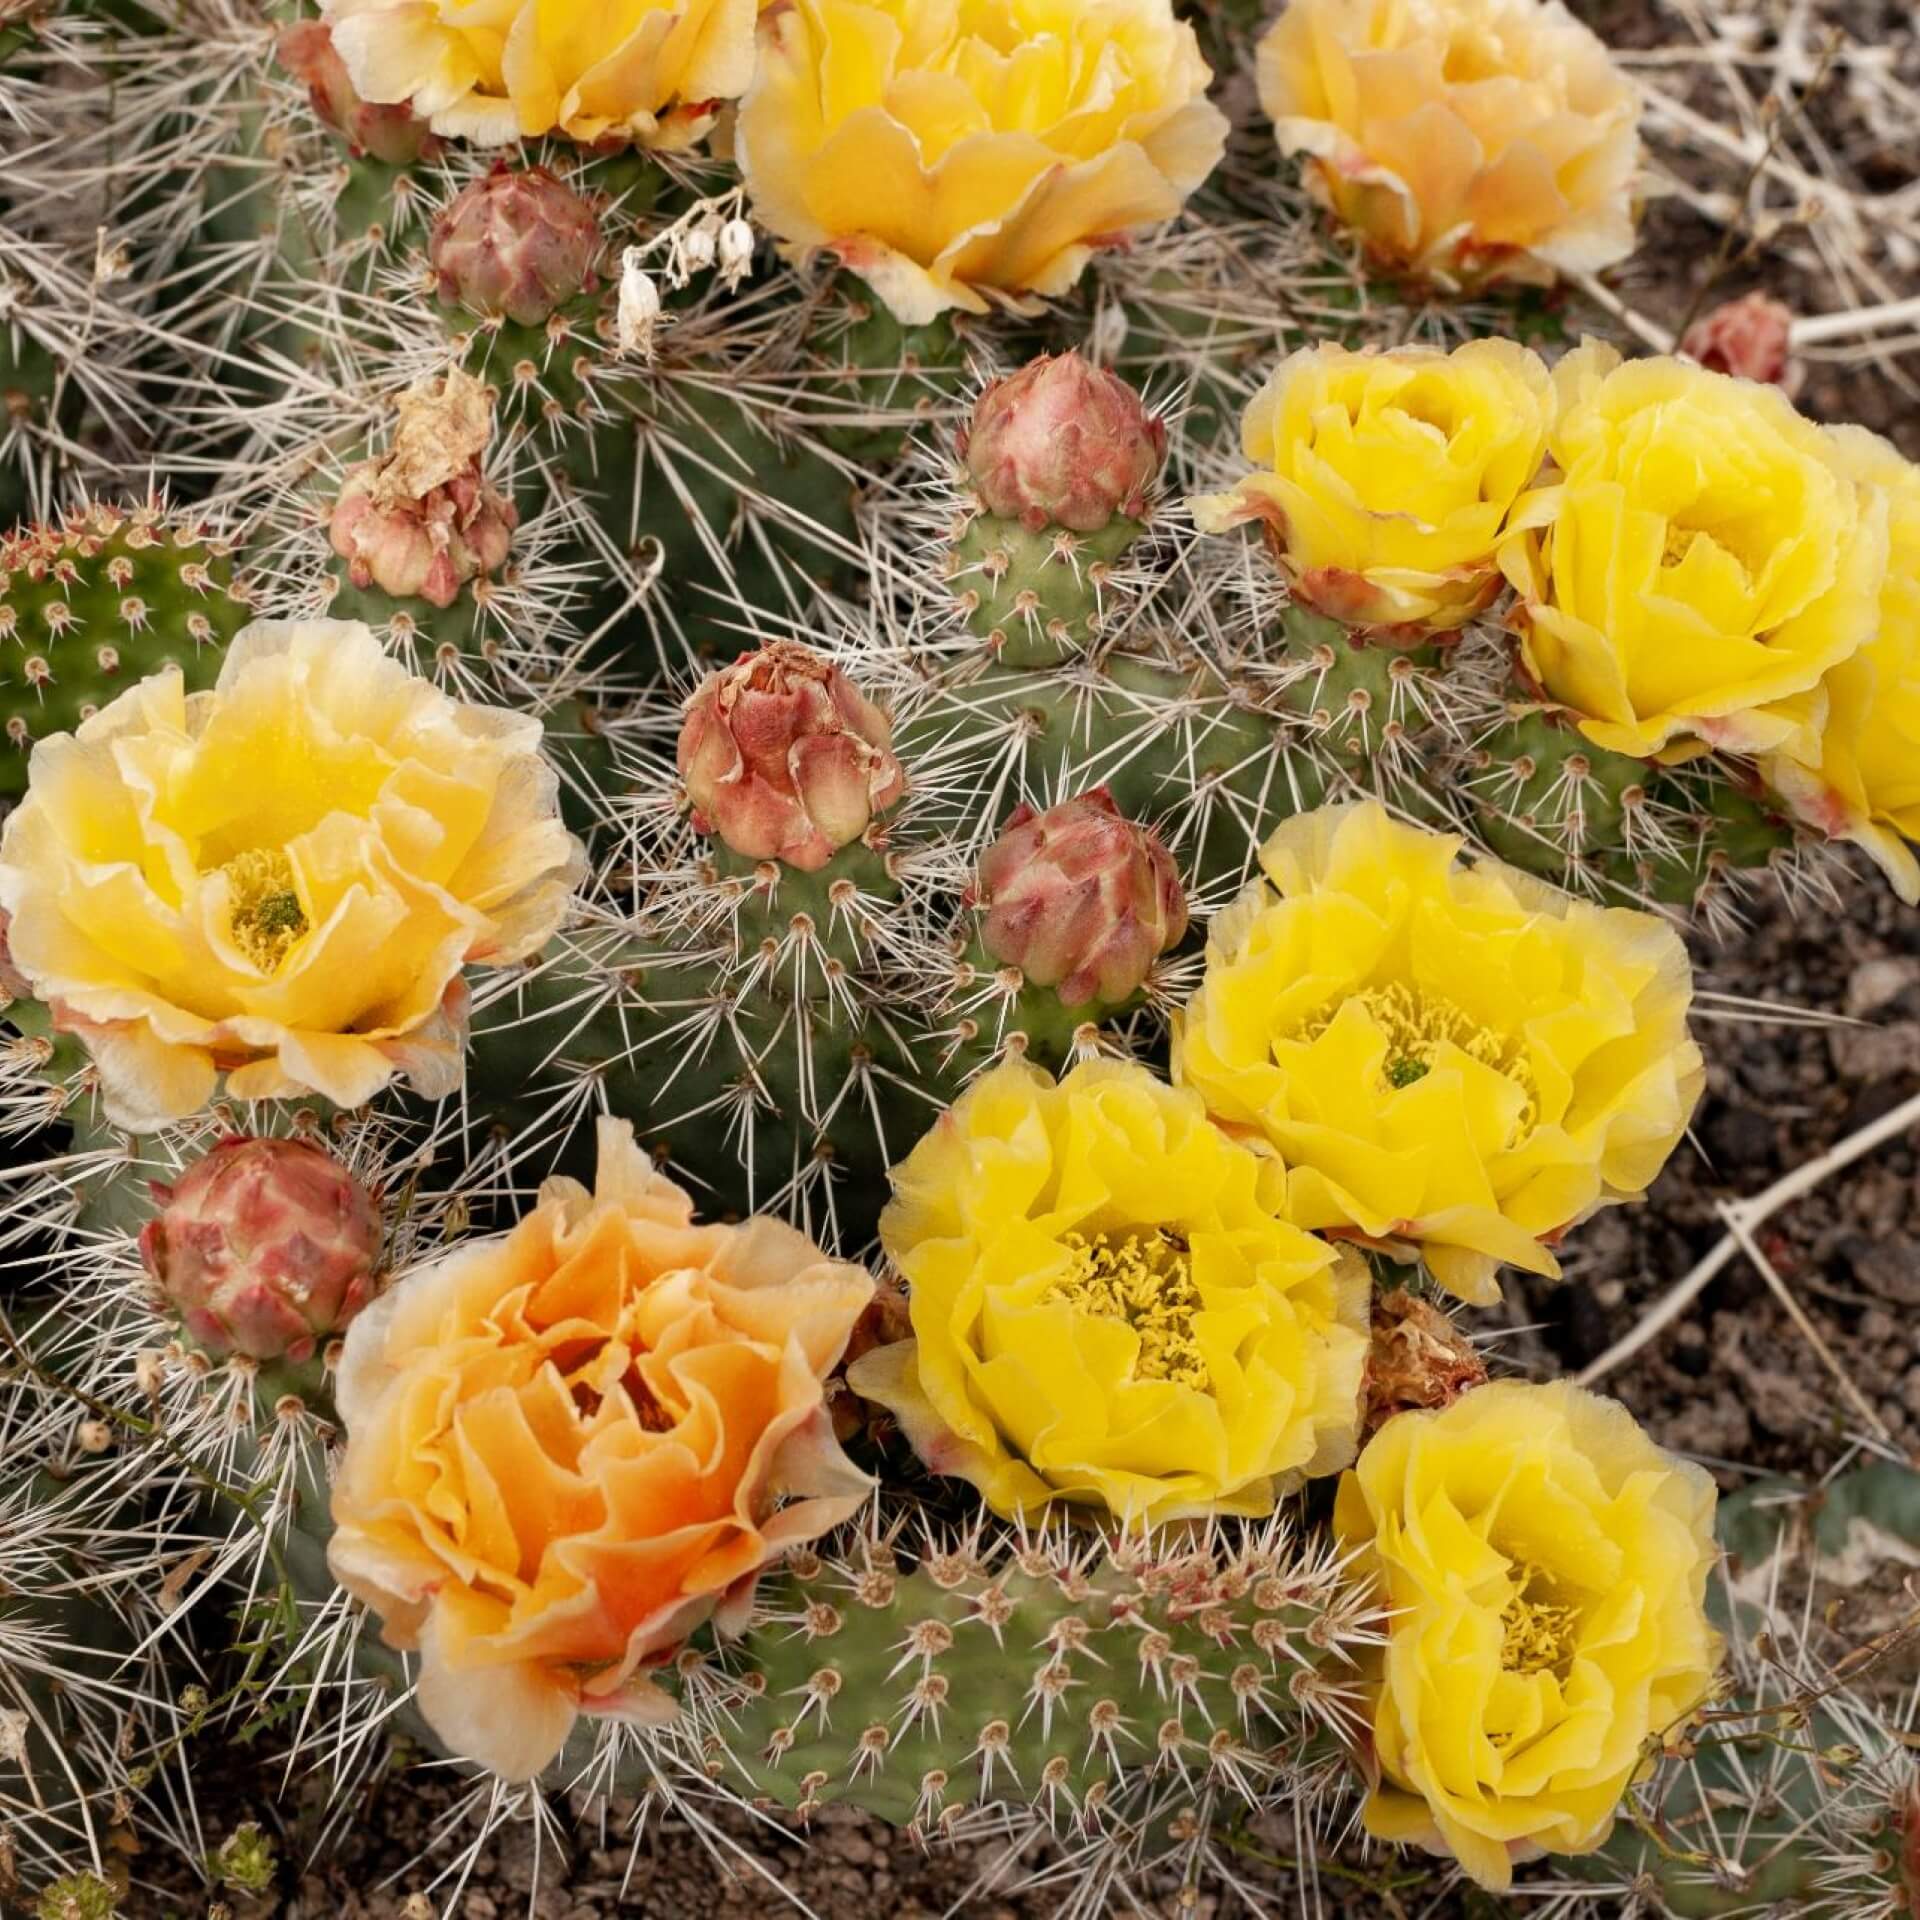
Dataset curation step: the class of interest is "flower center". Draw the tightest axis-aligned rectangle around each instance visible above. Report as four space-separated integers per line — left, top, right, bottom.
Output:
1304 983 1536 1125
223 849 309 974
1050 1230 1209 1389
1499 1566 1580 1677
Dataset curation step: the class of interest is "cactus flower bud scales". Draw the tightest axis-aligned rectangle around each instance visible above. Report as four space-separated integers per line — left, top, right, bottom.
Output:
961 352 1168 534
140 1137 381 1363
678 641 907 872
974 787 1188 1008
429 166 603 329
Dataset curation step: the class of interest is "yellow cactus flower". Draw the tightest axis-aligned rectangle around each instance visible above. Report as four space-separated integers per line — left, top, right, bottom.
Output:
329 1118 874 1782
0 620 582 1129
321 0 760 149
1763 428 1920 903
1499 343 1889 763
847 1057 1369 1524
1191 339 1554 633
1172 802 1702 1306
1335 1380 1719 1890
735 0 1229 324
1257 0 1642 291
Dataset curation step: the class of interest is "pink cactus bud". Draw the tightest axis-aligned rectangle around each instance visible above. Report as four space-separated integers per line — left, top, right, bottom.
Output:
328 371 518 608
275 22 441 167
960 352 1167 534
1681 292 1801 393
678 641 906 872
140 1137 380 1364
973 788 1187 1007
429 166 603 329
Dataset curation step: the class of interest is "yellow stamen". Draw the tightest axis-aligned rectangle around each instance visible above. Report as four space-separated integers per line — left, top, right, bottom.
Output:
223 848 309 974
1302 982 1537 1127
1500 1566 1580 1677
1050 1230 1209 1390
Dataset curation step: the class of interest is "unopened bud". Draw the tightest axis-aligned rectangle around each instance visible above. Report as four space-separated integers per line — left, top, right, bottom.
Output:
1680 292 1801 394
718 218 756 289
678 641 906 871
140 1137 380 1364
961 352 1167 534
973 788 1186 1008
429 165 602 328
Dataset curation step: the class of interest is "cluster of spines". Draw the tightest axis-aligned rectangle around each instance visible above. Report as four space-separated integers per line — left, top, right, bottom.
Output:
0 499 251 789
655 1519 1381 1838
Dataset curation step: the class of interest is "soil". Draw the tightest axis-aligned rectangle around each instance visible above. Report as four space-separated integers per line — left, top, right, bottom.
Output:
79 0 1920 1914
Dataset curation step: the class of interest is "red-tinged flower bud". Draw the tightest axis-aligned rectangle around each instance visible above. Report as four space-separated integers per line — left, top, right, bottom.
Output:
429 166 603 329
678 641 907 871
140 1137 380 1364
276 22 441 168
328 370 518 608
960 352 1167 534
973 788 1187 1007
1681 292 1801 393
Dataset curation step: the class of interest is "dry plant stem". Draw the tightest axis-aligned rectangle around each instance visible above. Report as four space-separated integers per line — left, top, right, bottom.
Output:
1578 1085 1920 1389
1791 295 1920 345
1718 1204 1894 1443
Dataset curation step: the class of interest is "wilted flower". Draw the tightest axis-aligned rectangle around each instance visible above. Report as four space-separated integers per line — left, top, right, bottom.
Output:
1257 0 1642 290
962 354 1167 534
0 620 582 1128
1680 290 1799 392
1763 428 1920 902
321 0 756 147
678 641 906 870
276 20 441 165
141 1136 380 1363
1361 1287 1488 1435
328 1118 873 1781
851 1058 1370 1524
1499 343 1889 761
736 0 1228 324
973 788 1187 1008
328 371 517 608
1336 1380 1719 1889
429 167 603 328
1173 801 1703 1306
1191 339 1554 632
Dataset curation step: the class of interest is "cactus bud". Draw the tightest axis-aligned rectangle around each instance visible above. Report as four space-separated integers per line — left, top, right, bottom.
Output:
328 370 517 608
973 788 1187 1007
275 22 440 167
1680 291 1800 393
140 1137 380 1364
429 166 602 328
678 641 906 871
960 352 1167 534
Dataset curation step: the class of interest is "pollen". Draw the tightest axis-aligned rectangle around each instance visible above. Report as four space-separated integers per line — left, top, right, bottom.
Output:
222 849 309 973
1304 982 1536 1125
1050 1230 1209 1390
1499 1566 1581 1677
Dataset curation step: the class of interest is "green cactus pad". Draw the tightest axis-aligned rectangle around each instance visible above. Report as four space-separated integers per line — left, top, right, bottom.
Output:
949 513 1148 667
0 502 252 796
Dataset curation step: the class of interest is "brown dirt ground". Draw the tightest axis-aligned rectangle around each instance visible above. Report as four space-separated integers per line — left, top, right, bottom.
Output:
116 0 1920 1914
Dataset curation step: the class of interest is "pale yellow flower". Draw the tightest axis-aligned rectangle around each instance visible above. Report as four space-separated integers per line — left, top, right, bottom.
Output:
1763 428 1920 903
330 1118 874 1782
848 1057 1369 1524
1191 339 1553 632
1335 1380 1719 1890
1172 802 1702 1306
1257 0 1642 290
321 0 760 148
735 0 1229 324
0 620 582 1129
1499 343 1888 762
